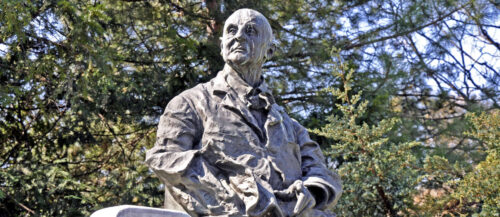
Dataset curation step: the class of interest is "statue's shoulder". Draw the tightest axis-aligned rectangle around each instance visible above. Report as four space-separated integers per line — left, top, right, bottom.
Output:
173 81 213 101
166 79 218 113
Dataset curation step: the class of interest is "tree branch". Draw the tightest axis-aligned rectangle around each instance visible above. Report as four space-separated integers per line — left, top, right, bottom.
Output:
344 3 469 50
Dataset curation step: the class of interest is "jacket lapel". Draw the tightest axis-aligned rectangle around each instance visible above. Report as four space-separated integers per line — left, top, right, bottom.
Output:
211 69 270 141
219 90 265 140
263 104 285 153
266 104 283 126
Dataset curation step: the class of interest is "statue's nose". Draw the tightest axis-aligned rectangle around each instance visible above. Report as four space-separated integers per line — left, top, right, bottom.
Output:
234 29 246 42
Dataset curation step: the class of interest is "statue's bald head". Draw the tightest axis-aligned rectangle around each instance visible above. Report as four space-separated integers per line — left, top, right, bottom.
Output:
224 9 274 45
221 9 275 68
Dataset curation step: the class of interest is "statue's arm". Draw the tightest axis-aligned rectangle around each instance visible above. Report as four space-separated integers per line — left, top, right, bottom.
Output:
145 95 202 183
293 119 342 209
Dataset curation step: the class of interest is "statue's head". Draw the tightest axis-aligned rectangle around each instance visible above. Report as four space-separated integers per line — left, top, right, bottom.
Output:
221 9 274 68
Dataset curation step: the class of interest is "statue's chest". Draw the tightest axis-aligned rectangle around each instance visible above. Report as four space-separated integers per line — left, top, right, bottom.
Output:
199 102 303 185
201 105 268 151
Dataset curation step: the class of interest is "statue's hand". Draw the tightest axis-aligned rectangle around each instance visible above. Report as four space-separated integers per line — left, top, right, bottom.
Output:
274 180 316 216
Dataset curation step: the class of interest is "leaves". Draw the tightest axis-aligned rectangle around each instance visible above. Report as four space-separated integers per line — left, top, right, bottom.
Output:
313 50 422 216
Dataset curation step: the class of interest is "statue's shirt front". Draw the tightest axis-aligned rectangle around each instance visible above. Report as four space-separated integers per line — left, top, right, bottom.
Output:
146 69 341 216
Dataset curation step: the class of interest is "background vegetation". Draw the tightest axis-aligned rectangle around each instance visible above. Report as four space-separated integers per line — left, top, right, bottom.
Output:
1 0 498 216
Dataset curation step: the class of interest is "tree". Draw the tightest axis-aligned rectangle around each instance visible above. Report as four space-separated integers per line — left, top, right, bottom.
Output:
313 48 498 216
312 49 422 216
417 111 499 216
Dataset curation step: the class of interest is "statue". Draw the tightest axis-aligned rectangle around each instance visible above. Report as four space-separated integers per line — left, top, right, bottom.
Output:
146 8 342 217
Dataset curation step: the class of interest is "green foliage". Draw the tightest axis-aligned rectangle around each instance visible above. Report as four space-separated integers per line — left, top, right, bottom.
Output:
0 1 180 215
315 49 499 216
418 111 500 216
313 49 422 216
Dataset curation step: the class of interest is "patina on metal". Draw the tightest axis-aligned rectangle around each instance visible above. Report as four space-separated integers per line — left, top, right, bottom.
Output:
146 8 342 217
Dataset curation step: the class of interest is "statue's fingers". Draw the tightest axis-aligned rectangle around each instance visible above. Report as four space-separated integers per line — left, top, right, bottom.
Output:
293 192 307 214
302 188 316 208
273 189 294 200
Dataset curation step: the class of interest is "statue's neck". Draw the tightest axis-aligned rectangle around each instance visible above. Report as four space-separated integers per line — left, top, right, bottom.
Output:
224 64 262 87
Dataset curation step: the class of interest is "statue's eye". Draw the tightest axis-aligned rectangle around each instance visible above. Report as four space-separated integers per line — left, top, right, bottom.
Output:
246 26 256 35
227 26 237 34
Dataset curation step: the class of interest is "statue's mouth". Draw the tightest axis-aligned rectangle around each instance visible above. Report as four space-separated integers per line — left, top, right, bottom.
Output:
231 45 246 53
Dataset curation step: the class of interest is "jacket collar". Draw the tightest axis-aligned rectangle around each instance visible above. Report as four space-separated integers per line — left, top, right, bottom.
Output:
212 66 283 140
213 66 274 109
212 66 271 95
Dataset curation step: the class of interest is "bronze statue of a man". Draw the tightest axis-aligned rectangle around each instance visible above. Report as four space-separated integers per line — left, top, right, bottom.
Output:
146 8 342 217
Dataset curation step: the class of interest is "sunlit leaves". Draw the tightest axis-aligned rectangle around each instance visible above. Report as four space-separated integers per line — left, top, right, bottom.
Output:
313 50 422 216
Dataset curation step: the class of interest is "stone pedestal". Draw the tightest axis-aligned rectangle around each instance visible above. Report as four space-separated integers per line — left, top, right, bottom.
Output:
90 205 190 217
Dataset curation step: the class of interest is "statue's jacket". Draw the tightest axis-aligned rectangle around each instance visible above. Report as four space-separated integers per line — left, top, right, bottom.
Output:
146 69 342 217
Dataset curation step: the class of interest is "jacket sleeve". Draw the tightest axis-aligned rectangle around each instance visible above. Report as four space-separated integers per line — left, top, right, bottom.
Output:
145 95 203 184
292 119 342 209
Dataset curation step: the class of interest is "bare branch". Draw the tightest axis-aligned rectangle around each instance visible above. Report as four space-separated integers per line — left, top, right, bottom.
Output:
344 3 469 50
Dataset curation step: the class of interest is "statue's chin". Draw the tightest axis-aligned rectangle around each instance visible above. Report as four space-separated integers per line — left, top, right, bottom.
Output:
226 53 250 66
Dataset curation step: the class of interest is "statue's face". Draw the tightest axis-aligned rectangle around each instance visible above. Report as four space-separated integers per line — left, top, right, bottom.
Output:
221 9 272 67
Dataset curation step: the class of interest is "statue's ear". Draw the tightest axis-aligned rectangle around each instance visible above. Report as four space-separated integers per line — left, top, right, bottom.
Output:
266 42 276 60
220 37 224 55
